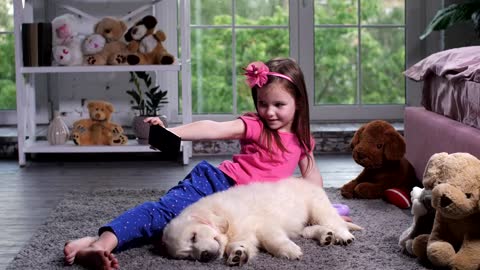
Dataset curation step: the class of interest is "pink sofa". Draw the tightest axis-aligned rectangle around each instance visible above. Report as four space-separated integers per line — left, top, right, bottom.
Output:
404 107 480 180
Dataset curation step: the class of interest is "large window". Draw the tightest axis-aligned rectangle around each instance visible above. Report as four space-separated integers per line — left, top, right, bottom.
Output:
190 0 289 116
306 0 405 120
190 0 407 121
0 0 15 111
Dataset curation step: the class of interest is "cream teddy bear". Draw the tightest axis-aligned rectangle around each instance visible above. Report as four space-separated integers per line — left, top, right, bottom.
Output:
411 152 480 269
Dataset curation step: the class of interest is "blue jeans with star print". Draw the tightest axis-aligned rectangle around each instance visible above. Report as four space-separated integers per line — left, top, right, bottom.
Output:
99 160 236 251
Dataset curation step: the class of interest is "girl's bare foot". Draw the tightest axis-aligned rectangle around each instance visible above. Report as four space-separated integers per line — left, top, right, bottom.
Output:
64 236 97 265
75 246 119 270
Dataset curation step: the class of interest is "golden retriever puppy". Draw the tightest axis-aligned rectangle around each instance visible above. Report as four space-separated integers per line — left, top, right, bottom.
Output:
162 177 362 266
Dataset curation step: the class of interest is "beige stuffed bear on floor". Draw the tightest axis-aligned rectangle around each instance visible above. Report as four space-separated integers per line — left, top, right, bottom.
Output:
412 152 480 270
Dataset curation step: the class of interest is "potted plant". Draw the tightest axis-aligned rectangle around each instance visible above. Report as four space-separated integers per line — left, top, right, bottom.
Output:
126 71 168 144
421 1 480 40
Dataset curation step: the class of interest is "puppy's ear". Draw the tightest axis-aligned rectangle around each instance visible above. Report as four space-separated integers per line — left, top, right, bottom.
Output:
350 125 365 149
383 129 405 161
210 213 229 234
190 213 229 234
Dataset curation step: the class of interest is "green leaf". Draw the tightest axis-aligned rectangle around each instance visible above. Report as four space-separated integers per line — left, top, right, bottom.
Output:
126 90 141 104
421 2 480 40
126 70 168 115
149 86 160 94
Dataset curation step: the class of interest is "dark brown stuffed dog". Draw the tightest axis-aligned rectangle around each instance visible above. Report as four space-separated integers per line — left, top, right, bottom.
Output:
341 120 418 199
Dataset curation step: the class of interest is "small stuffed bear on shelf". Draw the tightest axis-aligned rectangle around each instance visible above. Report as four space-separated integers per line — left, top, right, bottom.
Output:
124 15 175 65
84 17 129 65
71 100 128 146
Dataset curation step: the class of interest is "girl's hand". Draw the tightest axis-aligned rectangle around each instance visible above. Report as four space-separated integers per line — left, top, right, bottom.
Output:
144 117 165 127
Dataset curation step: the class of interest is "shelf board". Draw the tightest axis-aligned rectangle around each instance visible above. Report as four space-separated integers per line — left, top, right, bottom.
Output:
24 140 183 153
20 64 182 74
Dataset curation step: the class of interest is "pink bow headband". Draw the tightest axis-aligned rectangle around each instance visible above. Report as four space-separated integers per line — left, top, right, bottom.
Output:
243 61 293 88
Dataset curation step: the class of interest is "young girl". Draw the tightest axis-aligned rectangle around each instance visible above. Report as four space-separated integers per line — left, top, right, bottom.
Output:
64 57 326 270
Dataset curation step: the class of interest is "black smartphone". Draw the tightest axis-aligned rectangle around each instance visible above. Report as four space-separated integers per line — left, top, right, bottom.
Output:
148 125 181 154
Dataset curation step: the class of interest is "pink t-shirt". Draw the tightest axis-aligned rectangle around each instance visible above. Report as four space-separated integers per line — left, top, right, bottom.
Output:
219 114 312 185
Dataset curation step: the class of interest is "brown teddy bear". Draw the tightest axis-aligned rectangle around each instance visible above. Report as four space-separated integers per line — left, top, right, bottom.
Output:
341 120 418 199
85 17 129 65
411 152 480 270
71 100 128 146
124 15 174 65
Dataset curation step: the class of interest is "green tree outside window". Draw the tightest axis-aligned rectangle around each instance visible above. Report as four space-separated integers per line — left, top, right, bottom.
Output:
0 0 15 110
190 0 405 114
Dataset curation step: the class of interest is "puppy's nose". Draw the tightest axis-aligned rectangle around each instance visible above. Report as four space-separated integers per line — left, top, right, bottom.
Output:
440 195 452 208
200 250 216 262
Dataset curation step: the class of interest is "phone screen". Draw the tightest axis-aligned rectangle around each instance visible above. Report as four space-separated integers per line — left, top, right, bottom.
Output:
148 125 181 154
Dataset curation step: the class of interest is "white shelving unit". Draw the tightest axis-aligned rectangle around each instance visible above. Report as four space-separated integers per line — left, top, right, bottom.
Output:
13 0 192 166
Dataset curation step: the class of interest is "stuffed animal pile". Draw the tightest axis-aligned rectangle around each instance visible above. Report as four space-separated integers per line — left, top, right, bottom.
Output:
340 120 419 206
71 100 128 146
51 14 175 66
404 152 480 270
51 13 95 66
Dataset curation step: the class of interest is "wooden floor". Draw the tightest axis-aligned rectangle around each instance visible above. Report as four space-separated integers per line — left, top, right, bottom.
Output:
0 154 362 270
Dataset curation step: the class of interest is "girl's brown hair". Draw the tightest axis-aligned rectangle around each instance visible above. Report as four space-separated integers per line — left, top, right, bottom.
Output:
250 57 313 170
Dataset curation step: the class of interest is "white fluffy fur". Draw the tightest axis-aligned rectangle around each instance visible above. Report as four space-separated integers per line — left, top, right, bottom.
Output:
162 178 362 266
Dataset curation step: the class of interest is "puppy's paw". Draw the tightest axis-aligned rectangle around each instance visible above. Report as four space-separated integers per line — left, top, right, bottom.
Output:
226 244 249 266
302 225 335 246
277 242 302 260
334 230 355 246
319 231 335 246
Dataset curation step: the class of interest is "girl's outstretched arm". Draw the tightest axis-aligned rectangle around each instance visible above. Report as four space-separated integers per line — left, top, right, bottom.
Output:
299 153 324 188
145 117 246 141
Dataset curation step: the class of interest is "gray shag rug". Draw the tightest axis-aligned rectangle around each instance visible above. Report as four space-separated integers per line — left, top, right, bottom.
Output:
7 188 431 270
